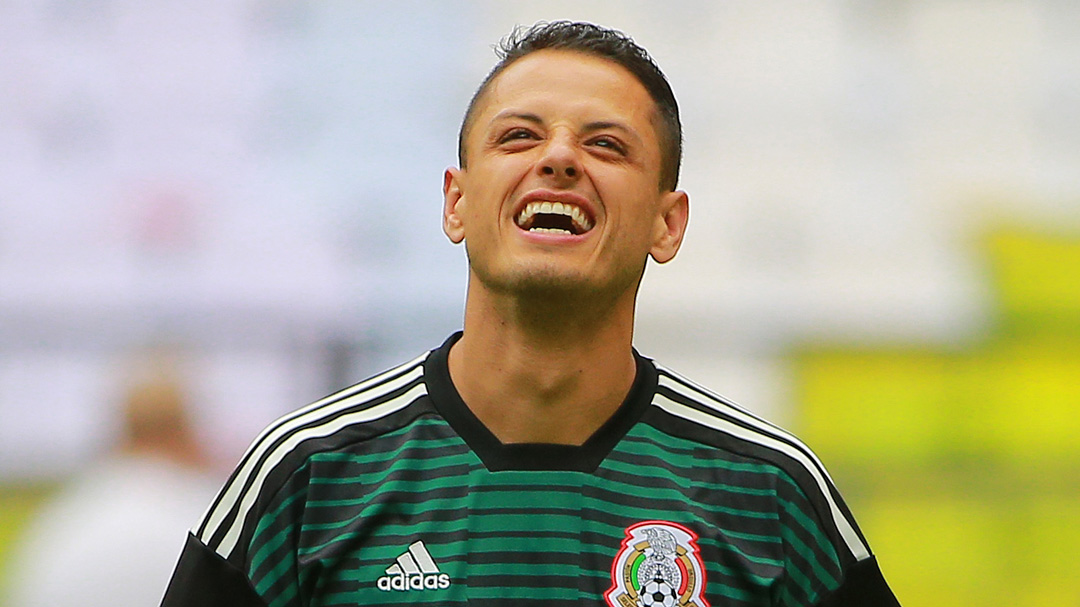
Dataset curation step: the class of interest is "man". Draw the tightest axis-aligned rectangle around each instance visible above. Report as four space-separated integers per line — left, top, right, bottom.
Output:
161 21 900 606
7 367 216 607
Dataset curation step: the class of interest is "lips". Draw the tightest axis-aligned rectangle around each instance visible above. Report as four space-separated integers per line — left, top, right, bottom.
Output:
513 191 595 236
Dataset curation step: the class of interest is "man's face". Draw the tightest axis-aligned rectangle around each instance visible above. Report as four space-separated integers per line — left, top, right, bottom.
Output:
443 49 688 302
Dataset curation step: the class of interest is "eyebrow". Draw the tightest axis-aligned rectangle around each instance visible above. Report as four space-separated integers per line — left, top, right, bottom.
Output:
583 120 637 137
490 110 544 125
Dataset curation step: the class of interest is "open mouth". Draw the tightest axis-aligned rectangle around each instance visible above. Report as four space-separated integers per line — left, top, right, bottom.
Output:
515 201 594 235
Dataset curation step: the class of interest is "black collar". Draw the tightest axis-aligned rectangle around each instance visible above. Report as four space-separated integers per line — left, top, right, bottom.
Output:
424 332 657 472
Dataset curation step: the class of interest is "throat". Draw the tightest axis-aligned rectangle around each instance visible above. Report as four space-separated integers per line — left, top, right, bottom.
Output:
447 329 638 446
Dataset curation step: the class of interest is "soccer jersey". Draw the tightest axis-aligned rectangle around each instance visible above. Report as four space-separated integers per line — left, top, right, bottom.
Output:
161 333 899 606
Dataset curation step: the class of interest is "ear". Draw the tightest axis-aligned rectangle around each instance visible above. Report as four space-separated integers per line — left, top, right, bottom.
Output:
442 167 466 244
649 189 689 264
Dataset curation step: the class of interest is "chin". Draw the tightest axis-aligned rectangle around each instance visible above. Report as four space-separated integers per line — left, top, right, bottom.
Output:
479 262 641 303
500 268 591 297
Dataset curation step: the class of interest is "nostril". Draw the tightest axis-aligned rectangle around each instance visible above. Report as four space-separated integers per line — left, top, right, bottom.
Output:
540 164 577 178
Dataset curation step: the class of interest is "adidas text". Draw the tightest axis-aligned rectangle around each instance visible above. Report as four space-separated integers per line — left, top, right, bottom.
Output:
377 573 451 591
377 540 450 591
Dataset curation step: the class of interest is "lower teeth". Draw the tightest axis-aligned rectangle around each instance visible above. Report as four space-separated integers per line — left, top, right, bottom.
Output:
530 227 572 234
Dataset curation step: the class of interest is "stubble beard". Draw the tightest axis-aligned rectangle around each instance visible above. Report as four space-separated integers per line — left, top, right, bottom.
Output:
466 250 646 316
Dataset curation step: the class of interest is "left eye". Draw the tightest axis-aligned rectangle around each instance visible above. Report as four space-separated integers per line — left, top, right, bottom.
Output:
591 137 625 154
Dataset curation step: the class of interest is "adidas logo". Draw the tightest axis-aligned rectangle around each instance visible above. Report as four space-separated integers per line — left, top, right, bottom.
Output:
376 540 451 592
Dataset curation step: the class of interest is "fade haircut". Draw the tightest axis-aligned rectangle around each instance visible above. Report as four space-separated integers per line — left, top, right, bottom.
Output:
457 21 683 191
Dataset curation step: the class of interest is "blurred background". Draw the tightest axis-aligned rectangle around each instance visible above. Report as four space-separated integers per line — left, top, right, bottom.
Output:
1 1 1078 605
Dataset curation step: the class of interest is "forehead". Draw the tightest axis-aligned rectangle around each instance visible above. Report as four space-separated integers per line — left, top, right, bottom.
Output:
472 49 659 134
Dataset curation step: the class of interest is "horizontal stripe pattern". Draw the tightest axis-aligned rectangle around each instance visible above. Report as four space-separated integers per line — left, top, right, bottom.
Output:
242 416 848 605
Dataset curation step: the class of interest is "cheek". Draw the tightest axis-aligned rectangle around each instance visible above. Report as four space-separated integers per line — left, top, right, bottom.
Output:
460 193 501 242
611 200 662 248
469 161 526 207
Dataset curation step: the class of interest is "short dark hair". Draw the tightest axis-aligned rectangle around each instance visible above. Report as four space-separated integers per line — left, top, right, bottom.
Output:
457 21 683 191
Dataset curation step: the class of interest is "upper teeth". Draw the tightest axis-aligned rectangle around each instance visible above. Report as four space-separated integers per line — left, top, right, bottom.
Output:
516 201 593 232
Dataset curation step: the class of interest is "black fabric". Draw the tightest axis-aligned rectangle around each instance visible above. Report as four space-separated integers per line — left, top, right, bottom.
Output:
160 533 267 607
426 331 658 472
817 556 901 607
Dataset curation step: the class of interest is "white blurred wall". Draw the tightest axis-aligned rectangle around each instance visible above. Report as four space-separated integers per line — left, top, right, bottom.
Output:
1 0 1078 479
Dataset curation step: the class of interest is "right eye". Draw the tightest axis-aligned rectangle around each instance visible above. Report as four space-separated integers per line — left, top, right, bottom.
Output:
498 128 537 143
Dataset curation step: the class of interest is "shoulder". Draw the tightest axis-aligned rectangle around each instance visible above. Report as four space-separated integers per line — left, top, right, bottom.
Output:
647 363 818 473
643 361 873 564
192 350 435 562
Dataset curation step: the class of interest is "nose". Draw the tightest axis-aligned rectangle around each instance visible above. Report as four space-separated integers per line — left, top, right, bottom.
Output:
537 132 581 182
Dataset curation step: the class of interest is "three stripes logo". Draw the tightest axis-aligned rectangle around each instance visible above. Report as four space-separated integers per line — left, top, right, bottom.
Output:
376 540 451 592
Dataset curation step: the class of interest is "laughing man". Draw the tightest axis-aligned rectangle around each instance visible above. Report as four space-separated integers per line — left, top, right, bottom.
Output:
162 21 900 607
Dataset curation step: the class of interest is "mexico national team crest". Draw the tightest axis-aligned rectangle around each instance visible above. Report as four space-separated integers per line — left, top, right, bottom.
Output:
605 521 709 607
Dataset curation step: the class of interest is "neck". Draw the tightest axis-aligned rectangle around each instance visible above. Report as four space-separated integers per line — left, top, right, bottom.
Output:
448 276 639 445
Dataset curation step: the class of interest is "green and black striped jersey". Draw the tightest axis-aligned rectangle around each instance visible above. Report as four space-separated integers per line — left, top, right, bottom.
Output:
162 333 899 607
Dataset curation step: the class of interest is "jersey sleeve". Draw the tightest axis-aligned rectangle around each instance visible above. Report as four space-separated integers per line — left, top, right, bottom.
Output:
770 463 901 606
815 556 900 607
160 454 311 607
160 533 267 607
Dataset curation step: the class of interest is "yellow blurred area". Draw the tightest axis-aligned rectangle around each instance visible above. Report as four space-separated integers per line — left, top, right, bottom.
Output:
799 345 1080 466
795 225 1080 606
0 486 54 602
860 496 1080 606
986 228 1080 331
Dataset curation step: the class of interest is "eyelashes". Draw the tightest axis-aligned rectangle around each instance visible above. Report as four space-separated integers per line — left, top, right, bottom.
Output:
589 136 626 155
498 128 537 144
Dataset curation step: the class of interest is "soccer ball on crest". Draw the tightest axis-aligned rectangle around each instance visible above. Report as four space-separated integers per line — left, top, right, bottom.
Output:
639 578 678 607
